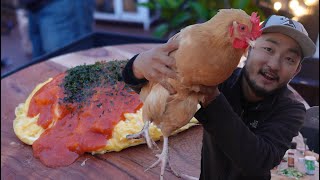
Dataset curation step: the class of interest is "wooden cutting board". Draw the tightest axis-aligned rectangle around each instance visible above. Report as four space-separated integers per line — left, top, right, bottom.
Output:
1 44 202 179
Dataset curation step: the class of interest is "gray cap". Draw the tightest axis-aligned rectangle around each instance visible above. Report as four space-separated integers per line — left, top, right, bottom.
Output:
261 15 316 58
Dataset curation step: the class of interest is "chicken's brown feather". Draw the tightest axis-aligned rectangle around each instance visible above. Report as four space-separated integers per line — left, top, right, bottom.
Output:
171 10 250 86
142 82 198 136
141 8 256 135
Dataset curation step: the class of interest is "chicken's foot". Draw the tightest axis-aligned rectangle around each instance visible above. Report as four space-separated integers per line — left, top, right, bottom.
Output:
145 136 169 180
126 121 158 149
146 136 198 180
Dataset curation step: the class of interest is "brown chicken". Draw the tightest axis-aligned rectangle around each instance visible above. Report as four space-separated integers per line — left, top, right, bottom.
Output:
127 9 262 179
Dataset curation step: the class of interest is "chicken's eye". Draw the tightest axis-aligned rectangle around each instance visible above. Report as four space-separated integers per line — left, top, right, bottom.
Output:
238 24 248 32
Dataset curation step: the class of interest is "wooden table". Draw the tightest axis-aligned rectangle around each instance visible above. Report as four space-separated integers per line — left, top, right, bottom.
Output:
1 43 317 179
1 44 202 180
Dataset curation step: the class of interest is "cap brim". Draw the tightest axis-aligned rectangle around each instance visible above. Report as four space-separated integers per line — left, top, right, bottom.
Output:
262 25 316 58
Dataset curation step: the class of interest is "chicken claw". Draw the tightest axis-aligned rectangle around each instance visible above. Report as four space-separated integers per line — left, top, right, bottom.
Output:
145 137 198 180
145 136 170 180
126 121 157 149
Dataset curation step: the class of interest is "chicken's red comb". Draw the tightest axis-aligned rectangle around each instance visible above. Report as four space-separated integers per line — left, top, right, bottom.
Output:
250 12 262 39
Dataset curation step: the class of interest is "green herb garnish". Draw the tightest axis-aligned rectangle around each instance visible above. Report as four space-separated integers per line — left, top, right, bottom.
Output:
61 60 129 105
280 168 304 179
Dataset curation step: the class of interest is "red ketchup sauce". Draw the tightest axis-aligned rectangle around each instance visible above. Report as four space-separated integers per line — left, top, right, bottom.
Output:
27 73 141 167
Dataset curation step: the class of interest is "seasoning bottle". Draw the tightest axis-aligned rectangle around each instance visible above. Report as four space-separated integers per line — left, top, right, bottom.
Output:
288 142 297 167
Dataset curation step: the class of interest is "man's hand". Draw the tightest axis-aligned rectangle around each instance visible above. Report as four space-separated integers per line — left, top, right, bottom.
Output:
132 40 178 82
198 85 220 107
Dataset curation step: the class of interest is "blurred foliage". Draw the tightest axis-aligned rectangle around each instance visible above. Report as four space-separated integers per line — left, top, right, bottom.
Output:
139 0 266 39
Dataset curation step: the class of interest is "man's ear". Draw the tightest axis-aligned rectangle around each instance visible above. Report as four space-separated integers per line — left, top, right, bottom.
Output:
293 63 302 77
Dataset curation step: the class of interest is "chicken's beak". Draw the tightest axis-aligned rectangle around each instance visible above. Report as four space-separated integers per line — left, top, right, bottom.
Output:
246 36 256 48
248 40 256 47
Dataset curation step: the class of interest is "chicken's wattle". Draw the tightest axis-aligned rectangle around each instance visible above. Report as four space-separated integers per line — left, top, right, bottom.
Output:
233 38 249 49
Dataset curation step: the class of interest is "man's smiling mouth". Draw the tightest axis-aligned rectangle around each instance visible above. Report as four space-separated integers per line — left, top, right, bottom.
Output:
259 69 279 82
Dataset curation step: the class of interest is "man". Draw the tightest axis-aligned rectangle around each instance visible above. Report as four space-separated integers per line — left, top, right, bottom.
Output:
122 15 316 179
19 0 95 58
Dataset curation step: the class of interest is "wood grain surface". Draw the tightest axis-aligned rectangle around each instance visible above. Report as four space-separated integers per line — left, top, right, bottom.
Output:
1 44 317 180
1 44 202 180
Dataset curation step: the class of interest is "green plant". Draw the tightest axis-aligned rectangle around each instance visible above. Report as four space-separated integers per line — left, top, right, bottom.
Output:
139 0 265 39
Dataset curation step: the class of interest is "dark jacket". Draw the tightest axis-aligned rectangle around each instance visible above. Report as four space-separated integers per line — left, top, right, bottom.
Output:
121 55 306 180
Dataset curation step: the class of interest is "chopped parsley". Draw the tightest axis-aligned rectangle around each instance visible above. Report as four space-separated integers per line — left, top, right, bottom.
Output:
60 60 130 105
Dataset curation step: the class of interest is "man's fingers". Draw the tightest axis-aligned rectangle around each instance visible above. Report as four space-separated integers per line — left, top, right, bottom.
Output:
167 32 180 43
159 81 177 95
199 85 218 94
159 54 176 68
162 37 179 53
158 65 177 79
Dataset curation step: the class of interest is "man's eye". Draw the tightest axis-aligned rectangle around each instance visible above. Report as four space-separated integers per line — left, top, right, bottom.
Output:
263 47 272 52
286 57 295 64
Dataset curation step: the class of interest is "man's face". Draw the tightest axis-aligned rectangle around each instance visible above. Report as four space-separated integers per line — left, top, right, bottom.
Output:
243 33 302 97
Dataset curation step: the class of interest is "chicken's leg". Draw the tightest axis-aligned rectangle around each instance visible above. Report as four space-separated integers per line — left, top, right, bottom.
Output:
146 136 198 180
145 136 170 180
126 120 157 149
